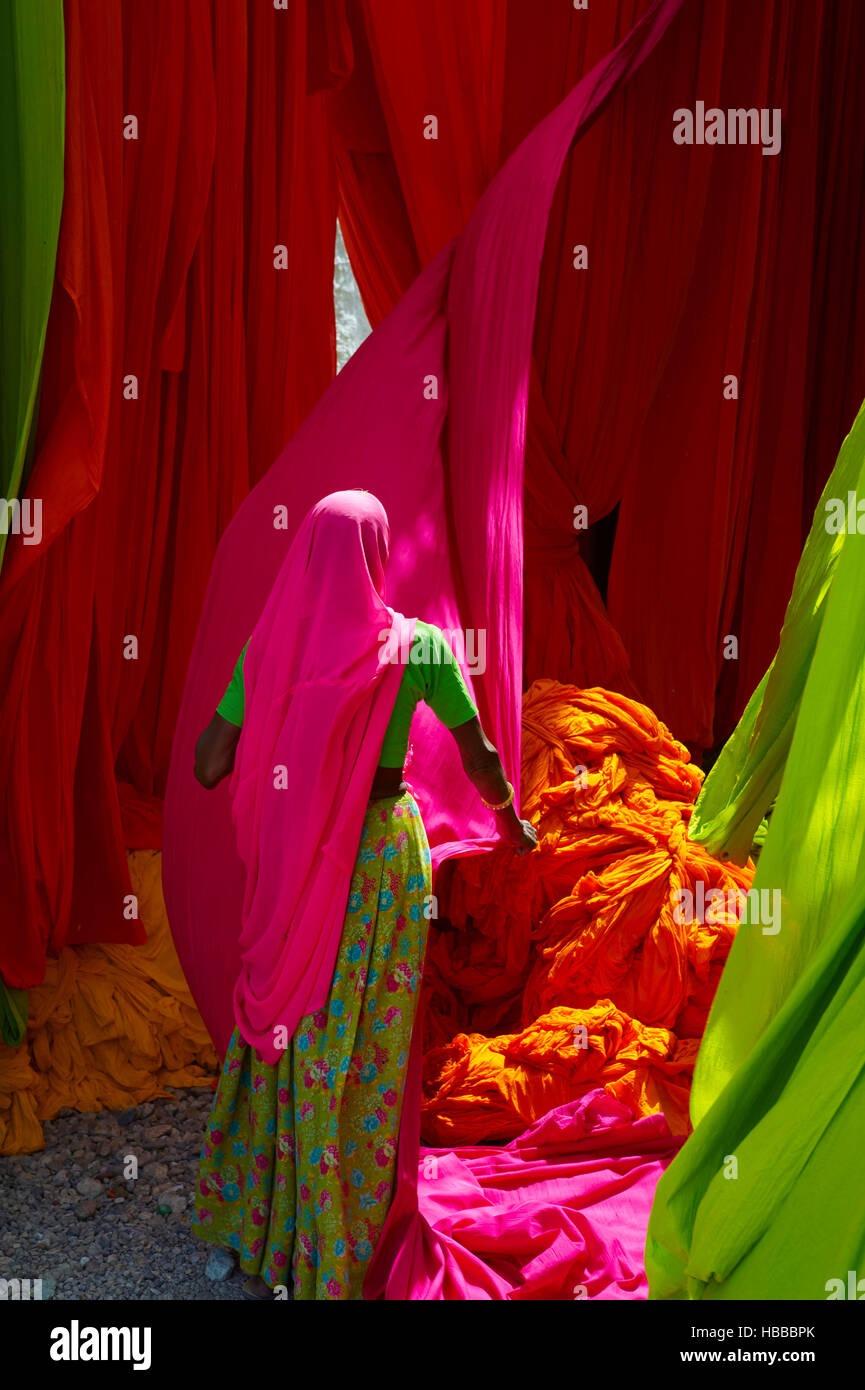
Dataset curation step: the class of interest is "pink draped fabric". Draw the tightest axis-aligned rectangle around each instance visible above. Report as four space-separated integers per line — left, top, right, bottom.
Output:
163 0 685 1289
403 1093 681 1301
163 239 501 1059
231 492 416 1063
365 0 686 1297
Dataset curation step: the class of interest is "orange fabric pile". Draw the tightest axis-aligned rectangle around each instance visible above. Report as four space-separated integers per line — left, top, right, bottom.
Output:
0 851 217 1154
421 679 753 1142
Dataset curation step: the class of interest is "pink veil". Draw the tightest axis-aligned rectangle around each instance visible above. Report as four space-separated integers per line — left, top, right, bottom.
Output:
230 491 415 1063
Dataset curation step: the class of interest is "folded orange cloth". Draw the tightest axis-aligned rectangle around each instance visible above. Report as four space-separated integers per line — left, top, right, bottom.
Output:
421 681 752 1139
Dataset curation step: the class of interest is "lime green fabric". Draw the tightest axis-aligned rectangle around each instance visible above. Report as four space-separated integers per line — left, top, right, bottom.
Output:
748 812 771 864
0 0 64 569
217 621 478 767
646 401 865 1299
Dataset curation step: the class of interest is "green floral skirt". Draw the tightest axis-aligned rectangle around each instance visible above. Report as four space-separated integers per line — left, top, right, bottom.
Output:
192 792 431 1300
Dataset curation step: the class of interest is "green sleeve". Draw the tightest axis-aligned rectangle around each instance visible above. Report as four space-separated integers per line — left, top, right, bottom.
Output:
216 642 249 726
419 624 479 729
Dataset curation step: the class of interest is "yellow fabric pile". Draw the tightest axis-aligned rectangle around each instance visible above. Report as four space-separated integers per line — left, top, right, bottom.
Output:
0 851 217 1154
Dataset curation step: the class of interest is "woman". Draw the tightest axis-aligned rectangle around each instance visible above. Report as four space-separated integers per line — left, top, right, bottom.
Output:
191 490 536 1300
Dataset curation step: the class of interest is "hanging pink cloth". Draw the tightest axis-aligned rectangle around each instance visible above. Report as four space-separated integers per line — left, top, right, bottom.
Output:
163 239 500 1061
364 0 686 1297
230 491 415 1063
163 0 685 1293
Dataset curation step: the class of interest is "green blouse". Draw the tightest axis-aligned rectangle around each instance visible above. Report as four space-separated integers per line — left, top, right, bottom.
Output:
216 620 478 768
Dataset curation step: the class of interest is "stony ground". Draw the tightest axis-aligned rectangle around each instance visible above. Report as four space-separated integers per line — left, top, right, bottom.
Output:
0 1086 249 1300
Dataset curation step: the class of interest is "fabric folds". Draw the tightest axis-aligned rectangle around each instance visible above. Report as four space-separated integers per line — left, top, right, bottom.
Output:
333 0 865 753
0 0 340 991
407 1091 682 1301
229 492 416 1062
0 851 217 1156
420 680 751 1146
0 0 64 568
646 400 865 1299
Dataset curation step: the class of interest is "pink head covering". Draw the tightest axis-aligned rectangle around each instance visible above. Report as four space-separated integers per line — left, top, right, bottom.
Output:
230 489 415 1063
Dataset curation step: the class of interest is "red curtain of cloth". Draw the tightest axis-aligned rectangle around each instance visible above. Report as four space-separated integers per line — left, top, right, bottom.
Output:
329 0 504 324
604 0 865 748
330 0 865 750
0 0 343 988
5 0 865 985
329 0 657 704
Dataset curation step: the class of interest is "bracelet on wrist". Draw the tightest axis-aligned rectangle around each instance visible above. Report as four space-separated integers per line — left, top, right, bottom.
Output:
481 780 514 812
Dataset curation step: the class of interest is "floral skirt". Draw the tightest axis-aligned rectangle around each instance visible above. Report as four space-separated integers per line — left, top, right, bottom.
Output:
192 792 431 1300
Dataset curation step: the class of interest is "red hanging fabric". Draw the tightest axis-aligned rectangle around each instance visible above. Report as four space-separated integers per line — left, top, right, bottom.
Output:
0 0 132 982
331 0 865 751
6 0 865 991
0 1 343 988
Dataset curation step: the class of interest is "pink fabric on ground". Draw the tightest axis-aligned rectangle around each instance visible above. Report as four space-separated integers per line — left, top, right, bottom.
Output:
230 491 416 1063
401 1092 682 1300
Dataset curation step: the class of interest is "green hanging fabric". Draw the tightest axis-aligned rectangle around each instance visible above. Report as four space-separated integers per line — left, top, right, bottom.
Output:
0 975 28 1047
646 401 865 1299
0 0 65 570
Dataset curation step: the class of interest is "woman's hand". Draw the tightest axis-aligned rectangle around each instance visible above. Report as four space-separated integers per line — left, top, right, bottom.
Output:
497 814 538 854
448 719 539 854
194 713 241 789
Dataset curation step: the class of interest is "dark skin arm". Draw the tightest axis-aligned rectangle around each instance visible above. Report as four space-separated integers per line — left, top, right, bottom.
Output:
194 713 241 789
449 716 538 852
194 711 539 854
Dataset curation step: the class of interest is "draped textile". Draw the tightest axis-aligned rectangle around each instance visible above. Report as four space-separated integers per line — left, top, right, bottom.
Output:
364 0 691 1300
646 402 865 1298
0 1 340 989
328 0 503 324
332 0 865 749
163 239 495 1060
419 680 751 1147
0 0 64 569
6 0 865 998
331 0 639 698
230 493 416 1062
686 403 865 870
402 1093 682 1301
0 851 217 1157
163 0 686 1070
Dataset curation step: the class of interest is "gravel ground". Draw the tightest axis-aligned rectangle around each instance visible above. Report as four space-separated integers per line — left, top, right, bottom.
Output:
0 1087 248 1300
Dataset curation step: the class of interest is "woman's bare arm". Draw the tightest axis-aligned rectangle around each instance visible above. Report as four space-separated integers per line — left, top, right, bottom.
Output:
194 714 241 790
449 716 537 851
